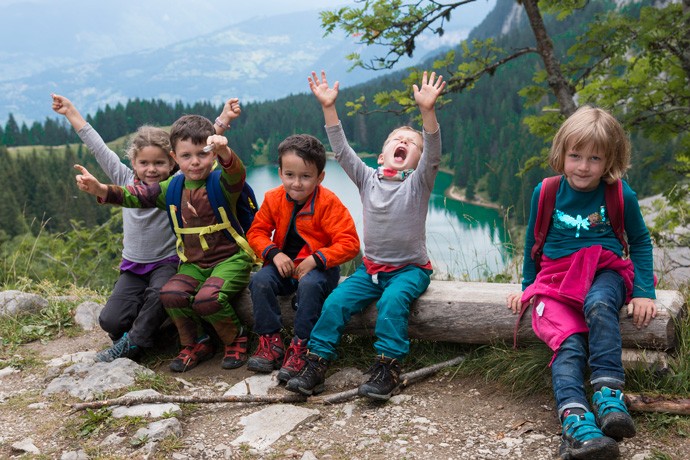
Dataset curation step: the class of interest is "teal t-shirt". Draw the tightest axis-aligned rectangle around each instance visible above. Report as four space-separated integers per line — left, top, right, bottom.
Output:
521 177 655 299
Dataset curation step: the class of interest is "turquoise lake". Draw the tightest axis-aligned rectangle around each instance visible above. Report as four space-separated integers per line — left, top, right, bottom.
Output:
246 158 513 280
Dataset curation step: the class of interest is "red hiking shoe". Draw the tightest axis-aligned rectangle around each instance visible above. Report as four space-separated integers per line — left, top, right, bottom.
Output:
222 329 249 369
169 336 214 373
277 337 308 382
246 333 284 373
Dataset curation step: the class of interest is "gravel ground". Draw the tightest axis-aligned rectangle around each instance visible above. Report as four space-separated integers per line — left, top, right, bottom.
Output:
1 328 688 459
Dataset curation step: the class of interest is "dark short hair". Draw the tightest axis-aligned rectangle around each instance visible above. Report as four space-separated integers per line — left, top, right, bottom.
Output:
169 115 214 152
278 134 327 174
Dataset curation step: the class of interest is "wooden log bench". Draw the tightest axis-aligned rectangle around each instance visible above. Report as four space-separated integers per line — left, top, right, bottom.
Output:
232 281 686 353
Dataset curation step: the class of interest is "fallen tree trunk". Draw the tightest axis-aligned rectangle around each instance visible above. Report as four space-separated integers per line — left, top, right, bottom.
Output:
232 281 686 351
625 393 690 415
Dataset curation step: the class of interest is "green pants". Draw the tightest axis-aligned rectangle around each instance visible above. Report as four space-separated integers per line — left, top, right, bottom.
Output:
160 250 252 346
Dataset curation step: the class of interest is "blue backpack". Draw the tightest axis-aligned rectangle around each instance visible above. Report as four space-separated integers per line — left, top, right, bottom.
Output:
165 170 258 262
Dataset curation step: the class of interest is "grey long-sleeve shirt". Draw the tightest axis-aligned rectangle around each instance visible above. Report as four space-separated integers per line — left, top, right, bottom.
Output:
325 122 442 267
77 124 177 264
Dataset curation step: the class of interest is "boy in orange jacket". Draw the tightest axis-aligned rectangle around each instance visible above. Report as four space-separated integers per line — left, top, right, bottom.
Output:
246 134 360 382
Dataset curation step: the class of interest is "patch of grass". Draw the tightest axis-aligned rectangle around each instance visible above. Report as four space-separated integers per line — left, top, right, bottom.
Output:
132 370 181 394
75 408 114 438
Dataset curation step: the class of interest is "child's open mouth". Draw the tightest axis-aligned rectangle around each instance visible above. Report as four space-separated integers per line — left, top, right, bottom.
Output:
394 146 407 162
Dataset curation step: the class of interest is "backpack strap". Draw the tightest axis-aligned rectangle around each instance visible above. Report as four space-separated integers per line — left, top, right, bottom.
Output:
205 170 258 264
531 175 561 273
605 179 628 257
164 171 257 264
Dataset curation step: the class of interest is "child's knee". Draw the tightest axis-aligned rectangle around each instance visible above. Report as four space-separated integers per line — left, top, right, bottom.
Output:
194 277 226 316
160 274 197 310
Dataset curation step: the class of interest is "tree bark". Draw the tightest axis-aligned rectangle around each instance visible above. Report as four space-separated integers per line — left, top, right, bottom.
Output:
521 0 577 117
232 281 685 351
626 393 690 416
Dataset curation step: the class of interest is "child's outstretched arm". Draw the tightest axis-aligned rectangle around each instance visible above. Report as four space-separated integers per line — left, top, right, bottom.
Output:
214 97 240 134
74 164 108 199
413 71 445 133
308 70 340 127
52 94 87 131
211 98 242 164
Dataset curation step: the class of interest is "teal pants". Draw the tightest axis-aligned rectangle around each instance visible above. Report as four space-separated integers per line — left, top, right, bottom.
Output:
308 264 432 361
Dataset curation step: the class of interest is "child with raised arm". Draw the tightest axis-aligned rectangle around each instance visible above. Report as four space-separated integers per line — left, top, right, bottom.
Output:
75 106 254 372
52 94 178 362
245 134 359 382
506 106 656 459
286 70 445 400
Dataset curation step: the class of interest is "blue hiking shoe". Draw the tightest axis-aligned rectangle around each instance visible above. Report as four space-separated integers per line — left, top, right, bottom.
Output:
95 332 139 363
559 412 619 460
592 386 636 441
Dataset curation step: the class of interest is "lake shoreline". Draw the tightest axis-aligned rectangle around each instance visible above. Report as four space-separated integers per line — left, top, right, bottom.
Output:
444 184 502 211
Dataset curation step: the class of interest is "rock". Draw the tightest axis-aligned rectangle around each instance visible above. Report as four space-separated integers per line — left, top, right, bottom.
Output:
45 351 98 368
0 290 47 316
223 373 279 396
0 366 19 378
61 449 88 460
132 417 183 443
43 358 154 400
111 389 181 418
11 437 40 454
325 367 365 388
73 301 104 330
231 404 321 450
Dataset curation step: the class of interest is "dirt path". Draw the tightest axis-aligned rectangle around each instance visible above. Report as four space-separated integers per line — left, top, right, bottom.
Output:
1 328 688 459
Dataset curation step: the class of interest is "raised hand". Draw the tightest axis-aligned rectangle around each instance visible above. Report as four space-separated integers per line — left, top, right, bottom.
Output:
413 71 445 112
51 94 73 115
74 164 107 198
308 70 339 108
222 98 242 122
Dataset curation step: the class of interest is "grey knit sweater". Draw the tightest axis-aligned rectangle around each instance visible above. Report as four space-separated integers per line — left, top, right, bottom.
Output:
78 124 177 264
325 122 442 267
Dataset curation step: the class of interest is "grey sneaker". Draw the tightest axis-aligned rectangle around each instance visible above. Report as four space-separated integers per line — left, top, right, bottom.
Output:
95 332 139 362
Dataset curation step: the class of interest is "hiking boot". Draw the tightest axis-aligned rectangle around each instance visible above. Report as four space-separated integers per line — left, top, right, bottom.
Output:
95 332 139 363
357 355 401 401
247 333 284 373
592 386 636 441
285 352 329 396
277 337 308 383
559 412 619 460
221 328 249 369
169 335 214 373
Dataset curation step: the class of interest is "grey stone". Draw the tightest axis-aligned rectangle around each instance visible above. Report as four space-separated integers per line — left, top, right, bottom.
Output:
73 301 104 330
45 351 97 368
231 404 320 450
111 389 181 418
43 358 154 400
132 418 183 443
0 290 47 316
325 367 365 388
223 373 279 396
61 449 88 460
11 437 40 454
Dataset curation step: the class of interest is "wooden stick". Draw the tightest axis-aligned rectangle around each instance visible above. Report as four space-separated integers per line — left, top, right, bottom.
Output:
70 355 465 412
310 355 466 405
70 392 307 413
625 393 690 415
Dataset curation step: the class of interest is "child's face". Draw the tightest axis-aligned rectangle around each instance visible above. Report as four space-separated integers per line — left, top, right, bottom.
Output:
563 143 606 192
171 139 216 181
132 146 175 185
279 151 324 204
378 128 424 171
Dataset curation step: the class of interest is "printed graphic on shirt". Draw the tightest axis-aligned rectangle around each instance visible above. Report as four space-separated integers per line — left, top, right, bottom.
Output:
552 206 610 238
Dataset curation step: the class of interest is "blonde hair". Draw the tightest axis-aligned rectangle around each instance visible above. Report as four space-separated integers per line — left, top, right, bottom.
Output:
384 126 424 152
548 106 630 183
125 125 173 172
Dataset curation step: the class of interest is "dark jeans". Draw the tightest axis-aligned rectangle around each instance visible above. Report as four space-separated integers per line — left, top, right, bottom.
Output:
551 269 627 418
249 263 340 340
99 263 177 348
